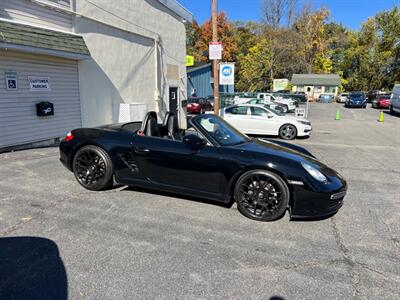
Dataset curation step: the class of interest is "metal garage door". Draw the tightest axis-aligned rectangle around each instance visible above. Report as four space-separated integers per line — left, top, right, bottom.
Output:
0 50 82 148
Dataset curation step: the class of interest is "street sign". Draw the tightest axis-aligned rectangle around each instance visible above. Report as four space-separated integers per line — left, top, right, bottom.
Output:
5 71 18 91
219 63 235 85
186 55 194 66
273 78 289 92
295 107 306 118
209 42 222 60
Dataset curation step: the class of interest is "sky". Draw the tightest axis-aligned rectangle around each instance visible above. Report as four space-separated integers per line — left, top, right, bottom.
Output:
178 0 399 30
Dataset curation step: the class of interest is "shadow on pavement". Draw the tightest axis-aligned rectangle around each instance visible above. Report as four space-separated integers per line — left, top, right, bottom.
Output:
0 237 67 300
124 186 235 209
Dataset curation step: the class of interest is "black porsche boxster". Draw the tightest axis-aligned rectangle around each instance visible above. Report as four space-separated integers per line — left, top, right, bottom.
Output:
59 111 347 221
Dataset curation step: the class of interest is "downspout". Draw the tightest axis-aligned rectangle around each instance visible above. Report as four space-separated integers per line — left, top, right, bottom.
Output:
154 39 160 113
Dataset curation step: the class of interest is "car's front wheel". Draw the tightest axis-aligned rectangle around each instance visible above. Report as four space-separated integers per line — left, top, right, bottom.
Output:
279 124 297 140
234 170 290 221
73 145 113 191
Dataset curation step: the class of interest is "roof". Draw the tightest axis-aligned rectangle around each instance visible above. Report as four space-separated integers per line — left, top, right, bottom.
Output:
0 20 90 59
291 74 340 86
158 0 193 22
187 62 212 73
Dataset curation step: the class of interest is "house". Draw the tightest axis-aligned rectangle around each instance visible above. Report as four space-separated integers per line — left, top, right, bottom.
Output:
0 0 192 150
291 74 340 100
187 63 234 98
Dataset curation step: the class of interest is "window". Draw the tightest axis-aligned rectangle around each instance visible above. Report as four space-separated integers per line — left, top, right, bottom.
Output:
225 106 248 115
250 107 268 116
314 86 322 93
325 86 336 93
259 94 264 98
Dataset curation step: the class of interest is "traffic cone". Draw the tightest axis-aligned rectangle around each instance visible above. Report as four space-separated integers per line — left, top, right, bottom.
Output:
335 109 341 120
379 111 384 122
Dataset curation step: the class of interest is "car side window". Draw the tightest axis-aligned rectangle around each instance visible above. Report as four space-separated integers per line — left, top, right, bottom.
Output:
226 106 248 115
250 107 268 116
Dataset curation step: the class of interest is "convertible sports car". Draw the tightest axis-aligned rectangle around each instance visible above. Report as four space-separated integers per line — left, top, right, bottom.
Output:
60 111 347 221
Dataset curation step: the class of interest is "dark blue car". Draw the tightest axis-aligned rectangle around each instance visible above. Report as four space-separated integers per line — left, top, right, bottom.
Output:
345 92 367 108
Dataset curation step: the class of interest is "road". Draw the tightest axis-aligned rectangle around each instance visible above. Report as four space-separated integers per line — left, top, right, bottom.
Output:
0 103 399 299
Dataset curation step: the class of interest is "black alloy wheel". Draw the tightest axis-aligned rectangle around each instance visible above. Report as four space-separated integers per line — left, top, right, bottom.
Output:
73 145 113 191
279 124 297 140
235 170 289 221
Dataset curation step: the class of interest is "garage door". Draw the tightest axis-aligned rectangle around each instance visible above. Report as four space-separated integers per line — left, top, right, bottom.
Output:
0 50 82 148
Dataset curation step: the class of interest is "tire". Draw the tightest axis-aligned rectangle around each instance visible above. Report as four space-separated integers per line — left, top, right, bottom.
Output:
390 105 394 115
72 145 113 191
234 170 290 221
279 124 297 140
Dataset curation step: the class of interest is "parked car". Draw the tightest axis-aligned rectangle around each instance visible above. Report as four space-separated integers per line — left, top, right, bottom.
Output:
60 111 346 221
390 84 400 115
371 94 391 109
186 97 213 114
366 90 383 103
318 94 334 103
245 98 285 112
257 93 297 113
276 91 307 103
336 93 349 103
222 104 312 140
345 92 367 108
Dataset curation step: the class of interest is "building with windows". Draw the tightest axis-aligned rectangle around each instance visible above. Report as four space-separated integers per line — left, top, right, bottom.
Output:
0 0 192 150
291 74 340 100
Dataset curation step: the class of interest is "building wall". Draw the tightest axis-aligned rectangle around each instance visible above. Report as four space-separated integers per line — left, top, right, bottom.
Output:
0 0 73 32
187 66 234 98
74 0 188 127
0 50 81 148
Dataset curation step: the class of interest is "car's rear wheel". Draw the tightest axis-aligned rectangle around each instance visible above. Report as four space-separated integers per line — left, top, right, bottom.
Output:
279 124 297 140
234 170 290 221
73 145 113 191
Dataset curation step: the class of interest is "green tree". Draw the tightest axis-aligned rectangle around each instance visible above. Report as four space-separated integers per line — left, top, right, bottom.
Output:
237 39 272 91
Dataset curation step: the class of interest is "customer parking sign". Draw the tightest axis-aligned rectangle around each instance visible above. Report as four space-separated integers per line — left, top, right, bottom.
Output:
219 63 235 85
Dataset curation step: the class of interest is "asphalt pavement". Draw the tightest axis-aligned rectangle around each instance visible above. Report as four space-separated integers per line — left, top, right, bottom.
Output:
0 103 399 299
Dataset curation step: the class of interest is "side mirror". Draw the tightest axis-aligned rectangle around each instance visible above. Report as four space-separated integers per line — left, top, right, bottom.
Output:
183 134 207 150
267 113 274 118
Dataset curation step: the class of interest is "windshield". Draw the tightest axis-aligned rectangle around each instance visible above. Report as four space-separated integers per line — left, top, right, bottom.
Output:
350 92 365 98
193 114 249 146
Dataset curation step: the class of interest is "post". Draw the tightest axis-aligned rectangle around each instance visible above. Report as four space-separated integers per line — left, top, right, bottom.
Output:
212 0 219 115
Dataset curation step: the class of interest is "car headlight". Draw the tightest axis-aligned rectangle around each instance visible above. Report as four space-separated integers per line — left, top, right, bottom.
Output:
301 162 327 183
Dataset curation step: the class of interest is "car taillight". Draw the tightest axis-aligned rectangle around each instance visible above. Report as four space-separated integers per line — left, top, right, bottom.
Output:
65 132 74 142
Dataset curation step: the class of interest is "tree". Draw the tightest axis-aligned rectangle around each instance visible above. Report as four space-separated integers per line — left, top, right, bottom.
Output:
261 0 298 29
185 20 201 58
195 12 238 62
237 39 272 91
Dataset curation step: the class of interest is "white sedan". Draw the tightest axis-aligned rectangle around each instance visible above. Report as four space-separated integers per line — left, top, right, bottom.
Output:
222 104 312 140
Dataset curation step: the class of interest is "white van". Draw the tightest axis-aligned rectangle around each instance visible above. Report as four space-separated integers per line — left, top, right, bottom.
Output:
390 84 400 115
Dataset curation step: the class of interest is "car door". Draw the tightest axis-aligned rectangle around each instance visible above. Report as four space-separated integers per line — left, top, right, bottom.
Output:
131 135 223 194
223 106 251 133
248 106 281 135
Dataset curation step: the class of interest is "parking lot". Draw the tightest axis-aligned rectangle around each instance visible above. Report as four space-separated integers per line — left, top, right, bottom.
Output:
0 103 399 299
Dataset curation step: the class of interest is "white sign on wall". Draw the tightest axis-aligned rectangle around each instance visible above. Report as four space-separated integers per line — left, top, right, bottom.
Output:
5 71 18 90
29 77 51 91
209 42 222 60
219 63 235 85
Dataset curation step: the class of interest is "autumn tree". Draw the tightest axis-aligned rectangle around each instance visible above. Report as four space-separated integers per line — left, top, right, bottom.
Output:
194 12 238 62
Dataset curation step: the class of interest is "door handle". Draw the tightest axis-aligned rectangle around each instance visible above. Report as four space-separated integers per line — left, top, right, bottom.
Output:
135 147 150 154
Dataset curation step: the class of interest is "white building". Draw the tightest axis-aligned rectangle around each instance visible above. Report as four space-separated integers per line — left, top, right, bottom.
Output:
0 0 192 150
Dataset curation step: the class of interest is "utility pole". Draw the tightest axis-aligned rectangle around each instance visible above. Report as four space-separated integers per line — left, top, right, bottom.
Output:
212 0 219 115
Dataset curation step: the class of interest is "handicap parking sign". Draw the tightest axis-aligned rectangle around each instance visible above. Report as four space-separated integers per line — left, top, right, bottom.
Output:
5 71 18 91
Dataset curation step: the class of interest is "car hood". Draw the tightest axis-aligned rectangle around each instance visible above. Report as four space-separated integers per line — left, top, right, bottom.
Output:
232 138 333 172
